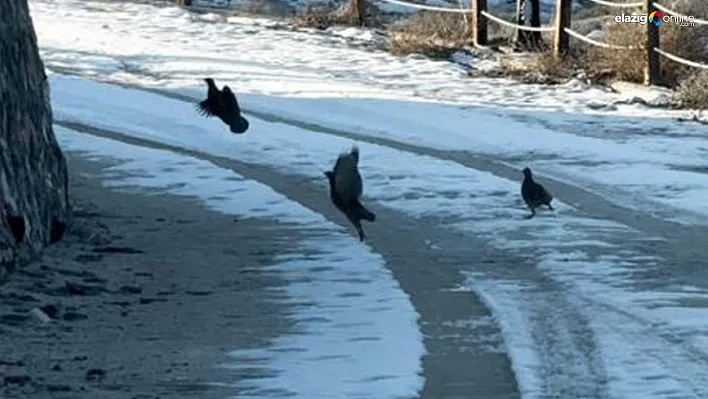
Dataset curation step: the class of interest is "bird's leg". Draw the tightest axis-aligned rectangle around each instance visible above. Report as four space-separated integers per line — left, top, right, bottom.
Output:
524 206 536 219
344 211 366 242
353 221 366 242
357 228 366 242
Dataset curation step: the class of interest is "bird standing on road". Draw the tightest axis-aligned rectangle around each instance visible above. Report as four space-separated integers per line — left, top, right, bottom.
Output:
196 78 249 134
521 167 553 219
324 145 376 242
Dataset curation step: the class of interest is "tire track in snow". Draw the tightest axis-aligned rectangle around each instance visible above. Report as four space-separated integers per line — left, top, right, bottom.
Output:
56 117 635 399
56 120 525 399
51 76 708 398
48 68 708 280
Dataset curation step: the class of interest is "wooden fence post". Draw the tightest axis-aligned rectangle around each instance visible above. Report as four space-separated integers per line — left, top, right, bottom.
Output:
471 0 488 45
553 0 572 57
515 0 528 46
645 0 661 85
529 0 542 47
351 0 366 27
514 0 543 50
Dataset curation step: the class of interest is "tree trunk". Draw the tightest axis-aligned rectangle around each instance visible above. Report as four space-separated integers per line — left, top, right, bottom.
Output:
515 0 543 51
0 0 71 280
529 0 543 49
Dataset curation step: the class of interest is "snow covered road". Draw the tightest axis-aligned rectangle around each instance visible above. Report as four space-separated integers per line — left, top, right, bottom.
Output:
49 74 708 399
29 0 708 398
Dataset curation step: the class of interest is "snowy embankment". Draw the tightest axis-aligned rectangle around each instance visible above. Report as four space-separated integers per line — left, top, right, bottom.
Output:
51 74 708 399
30 0 708 226
57 125 425 398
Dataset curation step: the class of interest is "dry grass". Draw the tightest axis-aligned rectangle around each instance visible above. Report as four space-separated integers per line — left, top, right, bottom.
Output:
388 11 473 58
291 1 340 29
527 0 708 91
584 1 708 86
534 49 583 78
292 0 386 29
291 0 708 109
498 48 588 84
676 70 708 109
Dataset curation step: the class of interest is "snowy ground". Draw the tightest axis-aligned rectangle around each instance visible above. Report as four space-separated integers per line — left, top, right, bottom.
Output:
50 74 708 399
30 0 708 226
57 125 425 399
29 0 708 398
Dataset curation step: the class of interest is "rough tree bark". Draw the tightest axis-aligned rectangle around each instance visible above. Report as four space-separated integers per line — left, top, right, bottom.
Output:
515 0 543 51
0 0 71 280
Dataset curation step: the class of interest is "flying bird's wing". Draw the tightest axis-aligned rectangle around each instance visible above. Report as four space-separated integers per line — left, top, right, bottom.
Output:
196 99 218 117
220 86 241 113
196 78 222 118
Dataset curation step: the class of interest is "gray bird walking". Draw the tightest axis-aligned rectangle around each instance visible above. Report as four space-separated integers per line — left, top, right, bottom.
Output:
324 145 376 241
521 167 553 219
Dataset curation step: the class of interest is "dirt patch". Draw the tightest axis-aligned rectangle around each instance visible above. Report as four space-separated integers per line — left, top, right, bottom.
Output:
0 153 302 399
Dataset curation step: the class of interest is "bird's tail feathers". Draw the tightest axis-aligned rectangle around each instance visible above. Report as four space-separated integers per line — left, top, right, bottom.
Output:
355 202 375 222
542 191 553 204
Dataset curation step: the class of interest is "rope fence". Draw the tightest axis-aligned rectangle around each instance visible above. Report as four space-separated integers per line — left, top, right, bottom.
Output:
480 10 556 32
564 27 638 49
654 48 708 69
374 0 473 13
366 0 708 84
585 0 643 9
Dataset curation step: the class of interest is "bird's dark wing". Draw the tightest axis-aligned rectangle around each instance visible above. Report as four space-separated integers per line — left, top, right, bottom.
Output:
196 99 218 117
537 184 553 203
525 182 552 205
220 86 240 114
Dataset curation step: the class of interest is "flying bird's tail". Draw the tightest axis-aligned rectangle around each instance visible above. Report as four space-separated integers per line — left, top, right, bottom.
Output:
354 201 375 222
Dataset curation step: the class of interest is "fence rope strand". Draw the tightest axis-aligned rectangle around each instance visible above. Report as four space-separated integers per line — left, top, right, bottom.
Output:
564 28 639 49
585 0 642 8
653 3 708 25
372 0 473 13
480 11 556 31
654 48 708 69
375 0 708 75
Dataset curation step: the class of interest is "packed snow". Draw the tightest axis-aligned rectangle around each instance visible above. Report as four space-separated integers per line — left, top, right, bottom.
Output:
30 0 708 226
50 74 708 398
29 0 708 397
57 125 425 399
